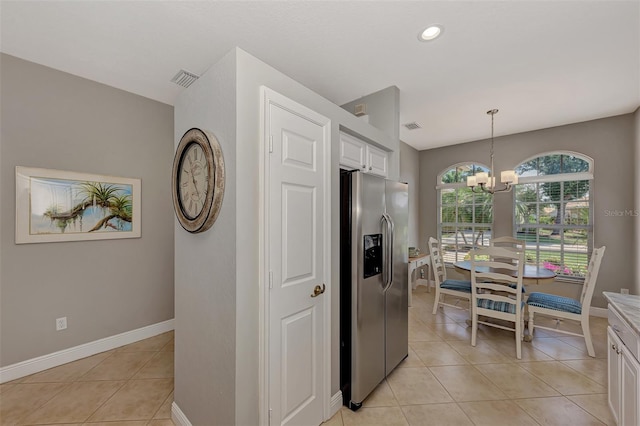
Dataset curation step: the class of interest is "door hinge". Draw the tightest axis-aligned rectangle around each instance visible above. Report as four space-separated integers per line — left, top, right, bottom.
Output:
269 271 273 289
269 135 273 153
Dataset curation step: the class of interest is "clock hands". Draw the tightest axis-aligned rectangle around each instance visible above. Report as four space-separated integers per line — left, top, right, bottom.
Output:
190 165 200 199
180 146 211 219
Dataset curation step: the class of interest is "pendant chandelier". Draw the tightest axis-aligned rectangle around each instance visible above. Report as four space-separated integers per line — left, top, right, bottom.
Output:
466 109 517 193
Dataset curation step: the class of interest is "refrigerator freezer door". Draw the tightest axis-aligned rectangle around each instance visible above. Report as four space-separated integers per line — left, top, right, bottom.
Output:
384 179 409 375
350 172 386 404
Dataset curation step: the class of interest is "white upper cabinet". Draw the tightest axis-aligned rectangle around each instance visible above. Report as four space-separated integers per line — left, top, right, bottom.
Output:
366 144 388 177
339 132 388 178
339 132 367 172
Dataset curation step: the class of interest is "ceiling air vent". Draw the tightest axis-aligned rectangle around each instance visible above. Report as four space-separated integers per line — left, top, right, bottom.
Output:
403 122 422 130
171 69 199 88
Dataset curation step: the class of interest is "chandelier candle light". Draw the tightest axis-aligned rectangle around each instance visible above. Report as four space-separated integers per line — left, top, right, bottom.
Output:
467 109 517 194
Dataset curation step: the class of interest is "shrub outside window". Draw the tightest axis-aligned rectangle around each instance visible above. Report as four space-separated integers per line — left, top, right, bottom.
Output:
514 152 593 279
437 163 493 263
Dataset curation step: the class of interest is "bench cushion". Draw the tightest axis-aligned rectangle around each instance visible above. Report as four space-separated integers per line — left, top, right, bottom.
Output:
440 279 472 293
477 299 524 314
526 292 582 314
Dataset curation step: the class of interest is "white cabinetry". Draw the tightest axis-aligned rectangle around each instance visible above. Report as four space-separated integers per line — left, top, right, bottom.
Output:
607 305 640 426
339 132 366 171
366 144 388 177
339 132 388 178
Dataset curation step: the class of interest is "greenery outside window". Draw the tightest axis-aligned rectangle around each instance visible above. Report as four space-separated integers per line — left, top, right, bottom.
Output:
437 163 493 263
514 152 594 279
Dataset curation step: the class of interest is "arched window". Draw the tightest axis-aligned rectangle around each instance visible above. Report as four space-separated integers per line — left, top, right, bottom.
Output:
513 152 594 279
437 162 493 263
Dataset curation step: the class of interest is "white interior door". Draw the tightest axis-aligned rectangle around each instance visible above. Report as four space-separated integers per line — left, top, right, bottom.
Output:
265 90 329 426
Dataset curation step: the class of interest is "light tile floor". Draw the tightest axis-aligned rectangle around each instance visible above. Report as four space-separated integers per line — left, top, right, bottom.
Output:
1 331 175 426
323 287 615 426
1 287 614 426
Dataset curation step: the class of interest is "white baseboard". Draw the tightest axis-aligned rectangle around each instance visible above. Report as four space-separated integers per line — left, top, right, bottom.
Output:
329 390 343 419
172 401 192 426
0 319 174 383
590 306 608 318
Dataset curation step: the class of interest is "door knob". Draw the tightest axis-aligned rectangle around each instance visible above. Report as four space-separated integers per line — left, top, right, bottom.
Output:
311 284 326 298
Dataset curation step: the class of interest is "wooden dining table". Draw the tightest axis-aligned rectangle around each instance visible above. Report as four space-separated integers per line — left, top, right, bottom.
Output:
453 261 557 285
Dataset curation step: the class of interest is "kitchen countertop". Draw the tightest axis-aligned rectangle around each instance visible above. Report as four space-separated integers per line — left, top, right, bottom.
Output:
603 291 640 335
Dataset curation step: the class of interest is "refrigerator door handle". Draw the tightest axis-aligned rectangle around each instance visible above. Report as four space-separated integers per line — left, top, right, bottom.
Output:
382 213 394 291
387 214 394 291
380 214 390 288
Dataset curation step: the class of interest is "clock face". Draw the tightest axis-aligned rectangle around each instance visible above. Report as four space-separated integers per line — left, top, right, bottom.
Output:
178 143 209 219
172 128 225 234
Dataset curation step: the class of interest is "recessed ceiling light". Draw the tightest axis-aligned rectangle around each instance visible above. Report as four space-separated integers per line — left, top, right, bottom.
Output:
419 25 443 42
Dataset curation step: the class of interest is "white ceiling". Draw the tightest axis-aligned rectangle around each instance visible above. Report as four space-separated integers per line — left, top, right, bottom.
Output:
1 1 639 150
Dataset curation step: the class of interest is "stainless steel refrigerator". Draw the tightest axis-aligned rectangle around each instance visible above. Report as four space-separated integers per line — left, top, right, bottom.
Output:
340 170 408 411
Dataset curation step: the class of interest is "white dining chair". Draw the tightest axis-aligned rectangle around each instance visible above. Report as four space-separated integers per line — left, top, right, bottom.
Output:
490 236 526 252
429 237 472 315
526 246 606 357
470 246 526 359
490 236 528 294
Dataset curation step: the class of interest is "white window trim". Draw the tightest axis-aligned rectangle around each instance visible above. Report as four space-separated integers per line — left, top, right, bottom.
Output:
517 172 593 184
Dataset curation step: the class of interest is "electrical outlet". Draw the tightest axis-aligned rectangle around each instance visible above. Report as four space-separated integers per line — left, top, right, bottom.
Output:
620 288 629 295
56 317 67 331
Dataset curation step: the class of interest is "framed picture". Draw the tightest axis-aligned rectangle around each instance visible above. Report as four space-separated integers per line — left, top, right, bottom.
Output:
15 166 141 244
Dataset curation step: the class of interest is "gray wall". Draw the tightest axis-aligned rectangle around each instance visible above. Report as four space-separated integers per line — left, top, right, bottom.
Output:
635 107 640 295
419 113 636 308
400 141 420 248
0 54 175 367
341 86 400 141
174 47 400 425
173 51 238 426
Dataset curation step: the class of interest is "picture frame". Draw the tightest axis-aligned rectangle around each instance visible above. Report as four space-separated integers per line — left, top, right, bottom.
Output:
15 166 141 244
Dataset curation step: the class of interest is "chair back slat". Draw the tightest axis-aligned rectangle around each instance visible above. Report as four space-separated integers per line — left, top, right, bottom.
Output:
490 237 526 265
477 292 519 305
474 282 518 296
474 271 520 286
428 237 448 285
474 260 520 271
579 246 606 307
490 236 526 251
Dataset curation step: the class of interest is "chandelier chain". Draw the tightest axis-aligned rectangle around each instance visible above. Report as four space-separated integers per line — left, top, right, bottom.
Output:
488 109 497 184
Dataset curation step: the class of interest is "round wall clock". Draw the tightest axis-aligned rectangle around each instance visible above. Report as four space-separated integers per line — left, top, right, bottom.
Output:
172 128 225 233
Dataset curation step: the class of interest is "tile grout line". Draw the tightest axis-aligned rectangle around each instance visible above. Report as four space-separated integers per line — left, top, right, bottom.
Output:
13 381 73 425
80 347 157 424
79 335 173 424
149 381 174 422
12 348 121 425
513 395 607 425
565 393 613 425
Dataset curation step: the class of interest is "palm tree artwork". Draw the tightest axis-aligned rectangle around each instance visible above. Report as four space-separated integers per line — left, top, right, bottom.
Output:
33 178 133 235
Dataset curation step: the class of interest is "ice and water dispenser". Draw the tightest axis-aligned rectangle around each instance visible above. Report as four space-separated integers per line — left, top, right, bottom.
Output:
363 234 383 278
